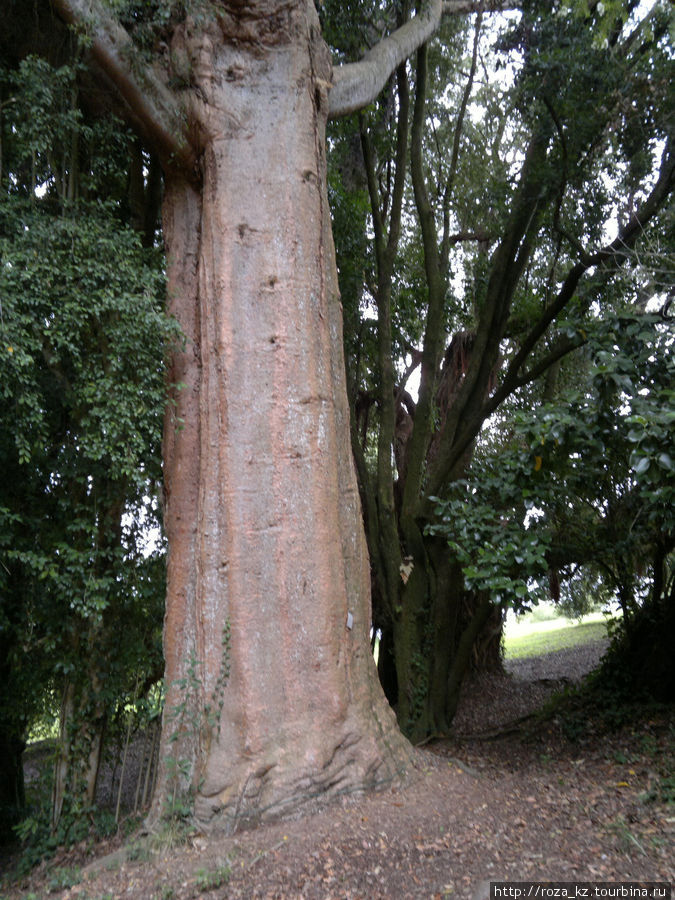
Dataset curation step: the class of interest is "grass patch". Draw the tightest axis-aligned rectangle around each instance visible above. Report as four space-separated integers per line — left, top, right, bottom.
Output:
504 619 608 660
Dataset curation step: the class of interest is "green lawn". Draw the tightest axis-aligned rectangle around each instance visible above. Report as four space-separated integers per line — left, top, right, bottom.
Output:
504 614 611 660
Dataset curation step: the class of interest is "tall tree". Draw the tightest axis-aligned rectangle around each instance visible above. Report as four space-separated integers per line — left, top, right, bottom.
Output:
9 0 502 834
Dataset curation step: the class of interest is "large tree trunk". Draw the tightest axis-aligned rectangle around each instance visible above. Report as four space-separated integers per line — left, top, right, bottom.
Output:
150 2 409 834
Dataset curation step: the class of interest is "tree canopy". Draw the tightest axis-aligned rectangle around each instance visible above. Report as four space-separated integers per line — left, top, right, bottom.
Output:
328 0 673 737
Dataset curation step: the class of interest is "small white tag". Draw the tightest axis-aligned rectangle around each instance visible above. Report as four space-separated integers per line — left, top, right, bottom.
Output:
346 612 354 630
400 556 414 584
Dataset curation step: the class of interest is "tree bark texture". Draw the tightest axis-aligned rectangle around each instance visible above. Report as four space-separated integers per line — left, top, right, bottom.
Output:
151 1 410 833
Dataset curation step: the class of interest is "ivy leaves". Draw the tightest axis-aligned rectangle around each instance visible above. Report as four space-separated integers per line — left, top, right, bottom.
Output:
0 50 177 773
0 199 177 487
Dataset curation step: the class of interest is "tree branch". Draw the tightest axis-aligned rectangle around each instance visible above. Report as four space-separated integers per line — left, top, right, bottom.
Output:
424 126 552 498
501 134 674 396
441 7 482 270
428 135 675 489
487 334 582 411
329 0 517 118
329 0 442 118
400 42 448 519
50 0 197 178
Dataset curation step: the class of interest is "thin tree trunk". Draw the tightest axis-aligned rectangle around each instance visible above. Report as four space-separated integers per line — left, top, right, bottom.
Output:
141 720 158 809
115 715 133 823
51 682 74 831
52 677 106 831
134 727 150 814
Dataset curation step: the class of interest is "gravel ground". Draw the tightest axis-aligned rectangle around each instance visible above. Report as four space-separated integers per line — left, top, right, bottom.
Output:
451 638 609 736
505 638 609 682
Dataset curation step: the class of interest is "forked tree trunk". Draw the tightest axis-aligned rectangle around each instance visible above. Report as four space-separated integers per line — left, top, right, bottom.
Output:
150 3 409 833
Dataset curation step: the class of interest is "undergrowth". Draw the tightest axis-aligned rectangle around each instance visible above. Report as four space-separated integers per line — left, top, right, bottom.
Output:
526 653 675 811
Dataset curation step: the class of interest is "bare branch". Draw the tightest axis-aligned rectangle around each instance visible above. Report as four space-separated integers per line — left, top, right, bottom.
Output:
51 0 197 177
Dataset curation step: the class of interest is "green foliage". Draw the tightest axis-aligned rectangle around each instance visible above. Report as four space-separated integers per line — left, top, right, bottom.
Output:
1 55 135 207
104 0 216 56
156 887 176 900
47 866 82 893
194 864 231 892
428 453 553 609
0 198 173 481
14 765 121 874
0 194 173 707
650 773 675 806
428 306 673 636
0 50 175 849
320 0 393 63
517 312 673 607
6 56 82 178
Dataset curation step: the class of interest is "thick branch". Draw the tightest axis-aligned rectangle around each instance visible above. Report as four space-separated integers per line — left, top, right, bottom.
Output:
424 126 552 498
329 0 517 117
400 43 447 520
373 65 411 607
329 0 442 118
51 0 196 177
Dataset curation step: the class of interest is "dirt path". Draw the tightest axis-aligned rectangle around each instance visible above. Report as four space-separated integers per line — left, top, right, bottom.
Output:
452 638 610 737
5 641 674 899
